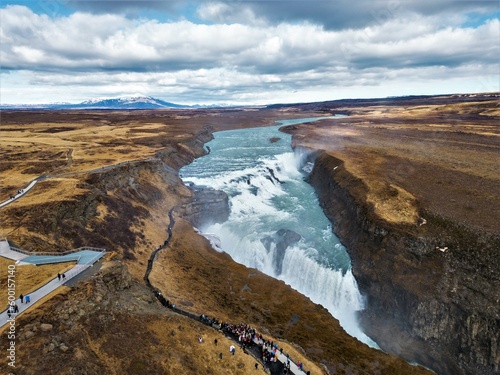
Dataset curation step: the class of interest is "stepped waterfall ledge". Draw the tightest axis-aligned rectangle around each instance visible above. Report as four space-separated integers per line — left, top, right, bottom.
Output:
180 117 377 346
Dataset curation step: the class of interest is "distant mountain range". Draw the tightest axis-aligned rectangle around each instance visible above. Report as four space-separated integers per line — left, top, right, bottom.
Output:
78 95 186 109
0 96 206 109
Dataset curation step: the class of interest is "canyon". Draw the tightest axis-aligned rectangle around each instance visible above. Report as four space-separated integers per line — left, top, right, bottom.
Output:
0 94 498 374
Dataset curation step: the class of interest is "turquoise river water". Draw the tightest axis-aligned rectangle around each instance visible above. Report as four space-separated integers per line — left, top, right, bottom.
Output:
180 117 377 346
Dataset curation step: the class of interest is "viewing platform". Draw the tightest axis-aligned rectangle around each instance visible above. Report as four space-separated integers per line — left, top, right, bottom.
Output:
0 239 105 328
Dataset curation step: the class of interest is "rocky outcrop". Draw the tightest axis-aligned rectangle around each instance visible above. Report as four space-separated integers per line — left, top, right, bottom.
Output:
307 151 500 375
266 167 283 184
181 187 230 228
261 229 302 274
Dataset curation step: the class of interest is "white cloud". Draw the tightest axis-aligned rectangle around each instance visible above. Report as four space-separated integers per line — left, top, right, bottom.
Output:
196 1 264 26
0 4 498 104
193 0 499 30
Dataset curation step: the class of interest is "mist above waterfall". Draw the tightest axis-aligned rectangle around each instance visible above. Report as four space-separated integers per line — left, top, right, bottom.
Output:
181 118 377 346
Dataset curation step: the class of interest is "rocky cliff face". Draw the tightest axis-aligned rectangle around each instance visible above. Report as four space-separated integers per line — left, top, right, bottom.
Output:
307 151 500 375
181 187 230 228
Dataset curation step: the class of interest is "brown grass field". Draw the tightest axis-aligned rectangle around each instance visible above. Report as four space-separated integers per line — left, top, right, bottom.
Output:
283 97 500 232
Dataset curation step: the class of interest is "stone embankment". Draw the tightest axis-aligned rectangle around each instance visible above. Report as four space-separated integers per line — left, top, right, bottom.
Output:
307 151 500 375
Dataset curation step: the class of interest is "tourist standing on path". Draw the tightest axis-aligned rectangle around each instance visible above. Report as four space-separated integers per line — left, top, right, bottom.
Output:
25 295 31 303
62 273 66 280
19 293 24 303
57 273 61 281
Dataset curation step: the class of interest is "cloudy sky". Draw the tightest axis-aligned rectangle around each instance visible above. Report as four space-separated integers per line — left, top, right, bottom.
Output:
1 0 499 105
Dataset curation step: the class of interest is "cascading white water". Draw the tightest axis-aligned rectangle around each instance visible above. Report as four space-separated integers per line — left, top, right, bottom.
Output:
180 117 377 346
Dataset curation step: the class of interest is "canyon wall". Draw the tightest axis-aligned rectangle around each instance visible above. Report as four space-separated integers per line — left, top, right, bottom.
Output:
307 151 500 375
4 126 214 255
180 187 230 228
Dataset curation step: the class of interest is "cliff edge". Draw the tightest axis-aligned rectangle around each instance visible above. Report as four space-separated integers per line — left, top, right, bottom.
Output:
280 96 499 375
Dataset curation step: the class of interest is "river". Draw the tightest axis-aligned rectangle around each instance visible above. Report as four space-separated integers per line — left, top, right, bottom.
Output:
180 116 377 346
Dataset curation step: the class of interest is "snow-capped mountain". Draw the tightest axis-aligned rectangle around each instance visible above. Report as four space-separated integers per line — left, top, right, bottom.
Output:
78 95 186 108
0 96 189 109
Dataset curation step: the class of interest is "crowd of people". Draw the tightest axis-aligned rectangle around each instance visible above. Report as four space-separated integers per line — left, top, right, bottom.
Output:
200 316 310 375
153 293 311 375
148 221 310 374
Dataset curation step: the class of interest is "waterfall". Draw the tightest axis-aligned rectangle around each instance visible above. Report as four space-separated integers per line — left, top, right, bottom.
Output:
181 117 378 347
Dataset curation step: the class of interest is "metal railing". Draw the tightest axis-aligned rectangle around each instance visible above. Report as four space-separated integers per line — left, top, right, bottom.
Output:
8 243 105 257
85 251 106 266
7 246 32 255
